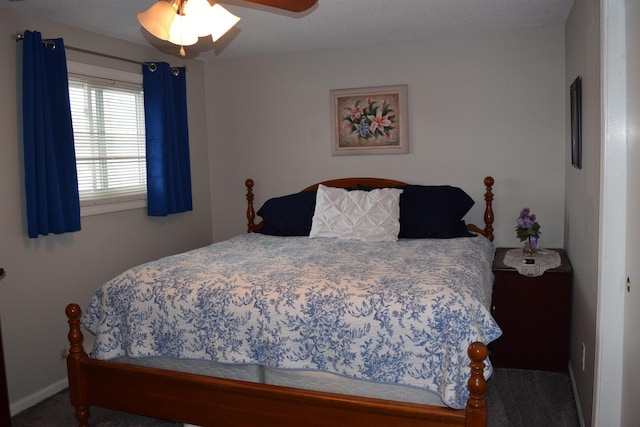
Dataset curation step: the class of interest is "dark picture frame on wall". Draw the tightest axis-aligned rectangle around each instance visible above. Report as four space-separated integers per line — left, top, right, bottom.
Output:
570 76 582 169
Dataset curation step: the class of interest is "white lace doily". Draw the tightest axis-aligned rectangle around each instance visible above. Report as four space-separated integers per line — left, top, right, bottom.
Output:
502 248 561 277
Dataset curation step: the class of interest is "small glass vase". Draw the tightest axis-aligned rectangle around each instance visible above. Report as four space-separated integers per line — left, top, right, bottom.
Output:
522 236 538 257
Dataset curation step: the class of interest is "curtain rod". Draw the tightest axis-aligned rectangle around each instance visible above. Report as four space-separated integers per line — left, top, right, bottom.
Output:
15 33 184 71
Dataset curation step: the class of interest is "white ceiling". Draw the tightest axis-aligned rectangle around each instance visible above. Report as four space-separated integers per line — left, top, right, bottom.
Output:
2 0 574 61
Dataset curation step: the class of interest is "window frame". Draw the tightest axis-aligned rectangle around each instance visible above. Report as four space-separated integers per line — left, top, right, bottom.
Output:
67 61 147 217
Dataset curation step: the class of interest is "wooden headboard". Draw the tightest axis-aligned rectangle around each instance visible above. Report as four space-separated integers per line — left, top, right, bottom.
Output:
245 176 494 241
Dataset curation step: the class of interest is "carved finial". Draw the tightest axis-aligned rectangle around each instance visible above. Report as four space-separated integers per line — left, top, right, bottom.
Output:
468 341 488 363
66 303 81 320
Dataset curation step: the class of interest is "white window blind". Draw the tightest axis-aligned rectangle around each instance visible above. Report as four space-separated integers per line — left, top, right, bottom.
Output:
67 62 147 214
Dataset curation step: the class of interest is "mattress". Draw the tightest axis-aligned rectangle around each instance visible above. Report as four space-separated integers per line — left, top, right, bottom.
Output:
116 356 445 406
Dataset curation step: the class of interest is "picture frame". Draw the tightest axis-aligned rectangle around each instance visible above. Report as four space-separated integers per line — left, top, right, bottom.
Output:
570 76 582 169
330 85 408 156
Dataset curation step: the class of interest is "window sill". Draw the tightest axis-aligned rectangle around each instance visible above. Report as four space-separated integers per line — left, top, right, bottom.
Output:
80 196 146 217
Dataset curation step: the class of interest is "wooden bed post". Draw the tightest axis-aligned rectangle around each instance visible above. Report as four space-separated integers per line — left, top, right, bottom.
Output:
465 342 488 427
463 176 495 241
246 179 257 233
66 304 90 427
482 177 495 242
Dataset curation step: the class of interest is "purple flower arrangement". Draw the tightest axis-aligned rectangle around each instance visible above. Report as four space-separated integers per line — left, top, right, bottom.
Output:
515 207 541 241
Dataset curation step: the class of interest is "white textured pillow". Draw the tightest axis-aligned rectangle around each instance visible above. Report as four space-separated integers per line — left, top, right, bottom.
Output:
309 184 403 242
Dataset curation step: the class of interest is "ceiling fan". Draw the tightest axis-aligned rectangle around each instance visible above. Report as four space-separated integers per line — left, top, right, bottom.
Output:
239 0 317 13
138 0 318 56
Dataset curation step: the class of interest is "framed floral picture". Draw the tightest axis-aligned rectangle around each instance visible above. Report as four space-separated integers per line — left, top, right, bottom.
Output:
330 85 408 156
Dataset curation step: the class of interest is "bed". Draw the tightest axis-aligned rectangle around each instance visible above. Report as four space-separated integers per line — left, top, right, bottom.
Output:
65 176 498 427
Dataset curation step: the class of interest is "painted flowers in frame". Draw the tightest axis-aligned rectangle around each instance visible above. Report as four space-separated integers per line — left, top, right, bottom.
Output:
331 85 408 155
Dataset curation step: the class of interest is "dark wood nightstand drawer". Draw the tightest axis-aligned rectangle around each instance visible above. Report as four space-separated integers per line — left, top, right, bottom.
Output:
490 248 572 372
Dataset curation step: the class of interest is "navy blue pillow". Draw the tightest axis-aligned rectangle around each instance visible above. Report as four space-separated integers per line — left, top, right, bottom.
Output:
398 185 475 238
256 190 317 236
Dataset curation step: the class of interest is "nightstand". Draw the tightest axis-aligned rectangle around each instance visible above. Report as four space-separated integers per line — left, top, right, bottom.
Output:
490 248 572 372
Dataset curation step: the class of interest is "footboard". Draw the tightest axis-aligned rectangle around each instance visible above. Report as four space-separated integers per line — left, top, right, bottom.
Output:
66 304 488 427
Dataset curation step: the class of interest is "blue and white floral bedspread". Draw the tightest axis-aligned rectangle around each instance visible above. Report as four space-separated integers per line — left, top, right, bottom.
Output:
83 233 502 409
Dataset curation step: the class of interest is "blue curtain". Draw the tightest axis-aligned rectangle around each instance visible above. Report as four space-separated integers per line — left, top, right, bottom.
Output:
143 62 192 216
22 30 81 238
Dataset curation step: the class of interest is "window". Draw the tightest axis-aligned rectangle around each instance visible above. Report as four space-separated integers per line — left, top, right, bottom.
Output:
67 62 146 216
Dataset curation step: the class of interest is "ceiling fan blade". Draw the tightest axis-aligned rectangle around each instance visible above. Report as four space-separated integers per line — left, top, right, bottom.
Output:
241 0 318 12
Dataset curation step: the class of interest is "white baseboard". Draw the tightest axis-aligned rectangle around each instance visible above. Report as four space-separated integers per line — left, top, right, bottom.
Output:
568 364 586 427
9 377 68 417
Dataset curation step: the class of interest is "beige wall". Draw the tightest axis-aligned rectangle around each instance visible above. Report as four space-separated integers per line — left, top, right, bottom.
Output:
206 27 567 248
0 9 213 411
564 0 602 425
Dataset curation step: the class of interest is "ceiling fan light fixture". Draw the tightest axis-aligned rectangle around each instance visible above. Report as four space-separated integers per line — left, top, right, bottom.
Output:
168 14 200 47
208 3 241 42
137 1 177 41
183 0 215 37
138 0 240 56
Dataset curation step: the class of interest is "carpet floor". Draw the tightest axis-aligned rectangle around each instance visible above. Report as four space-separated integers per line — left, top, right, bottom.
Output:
11 368 581 427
